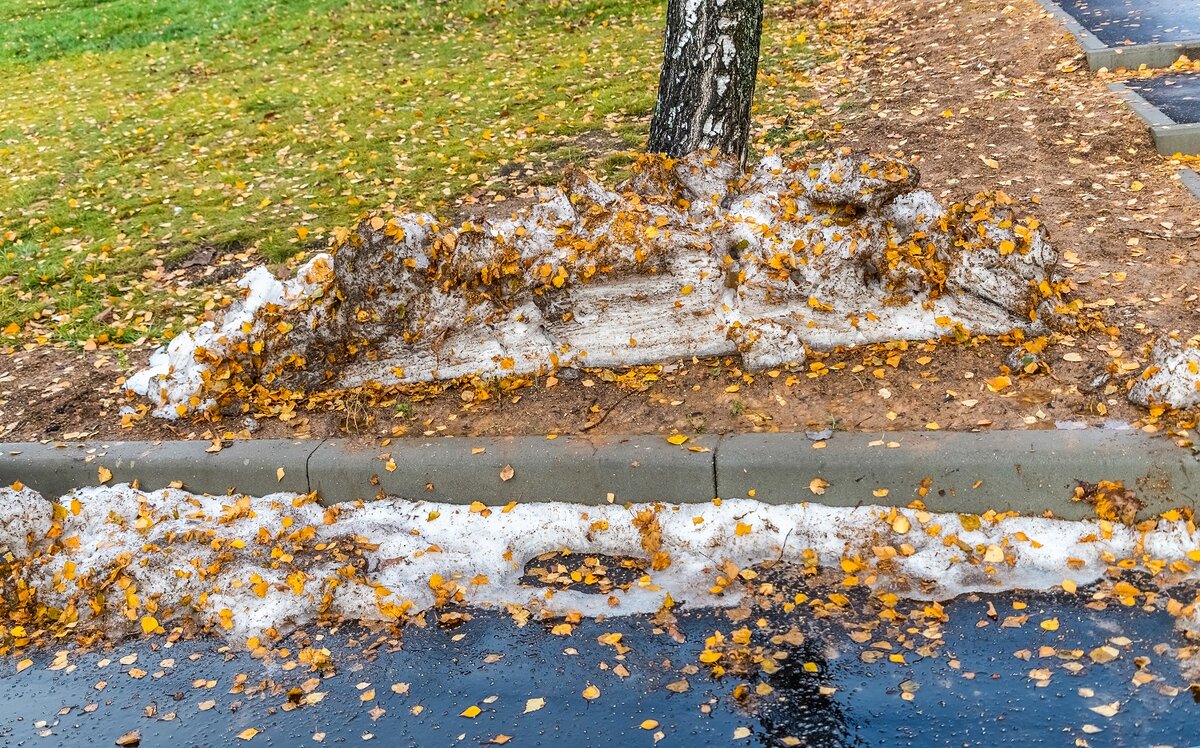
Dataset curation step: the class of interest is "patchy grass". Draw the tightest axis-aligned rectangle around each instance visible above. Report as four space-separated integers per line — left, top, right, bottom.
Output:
0 0 817 349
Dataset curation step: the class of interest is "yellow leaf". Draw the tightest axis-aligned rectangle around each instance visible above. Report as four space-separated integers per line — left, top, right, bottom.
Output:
640 720 659 730
1130 181 1144 192
16 659 32 673
98 466 113 483
1040 618 1059 631
140 616 159 635
237 728 258 740
666 434 688 445
2 322 19 336
582 684 600 700
524 698 546 714
986 376 1011 392
808 477 830 495
735 522 752 536
462 705 481 718
276 467 285 482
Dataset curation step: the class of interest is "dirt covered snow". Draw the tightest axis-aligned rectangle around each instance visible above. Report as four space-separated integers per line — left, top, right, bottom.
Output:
126 151 1067 419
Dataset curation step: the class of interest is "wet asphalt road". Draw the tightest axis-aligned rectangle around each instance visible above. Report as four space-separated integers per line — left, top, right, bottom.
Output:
2 588 1199 748
1052 0 1200 47
1126 73 1200 125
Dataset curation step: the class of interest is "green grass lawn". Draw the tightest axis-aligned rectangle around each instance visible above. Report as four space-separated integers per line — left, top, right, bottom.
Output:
0 0 820 349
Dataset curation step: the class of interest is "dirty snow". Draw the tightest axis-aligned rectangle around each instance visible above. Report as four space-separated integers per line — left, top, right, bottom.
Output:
4 484 1199 642
126 151 1064 418
1129 336 1200 409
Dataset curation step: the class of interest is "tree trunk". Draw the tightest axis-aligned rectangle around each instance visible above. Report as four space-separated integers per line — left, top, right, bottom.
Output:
646 0 764 165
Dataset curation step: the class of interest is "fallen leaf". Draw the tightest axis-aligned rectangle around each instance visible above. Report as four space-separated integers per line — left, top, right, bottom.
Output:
1090 701 1120 717
524 697 545 714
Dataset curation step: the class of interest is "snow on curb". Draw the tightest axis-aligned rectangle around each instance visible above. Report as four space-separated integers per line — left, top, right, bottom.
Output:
4 483 1199 643
124 151 1066 419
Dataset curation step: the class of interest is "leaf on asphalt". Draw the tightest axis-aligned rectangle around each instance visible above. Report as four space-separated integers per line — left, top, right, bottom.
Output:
524 697 545 714
1090 701 1120 717
665 679 689 693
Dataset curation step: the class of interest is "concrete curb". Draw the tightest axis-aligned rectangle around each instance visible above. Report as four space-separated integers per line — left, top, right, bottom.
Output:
1109 82 1200 157
1181 169 1200 199
0 440 318 498
1034 0 1200 72
308 435 719 506
1 431 1197 519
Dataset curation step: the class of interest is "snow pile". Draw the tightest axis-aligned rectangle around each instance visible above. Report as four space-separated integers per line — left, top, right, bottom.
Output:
124 255 334 419
3 484 1199 642
126 150 1066 417
1129 336 1200 409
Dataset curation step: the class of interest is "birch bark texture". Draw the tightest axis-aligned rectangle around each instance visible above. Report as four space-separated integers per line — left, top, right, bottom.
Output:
646 0 764 164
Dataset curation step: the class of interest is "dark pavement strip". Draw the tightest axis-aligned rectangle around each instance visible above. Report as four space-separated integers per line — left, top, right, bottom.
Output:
1126 73 1200 126
3 588 1199 748
1052 0 1200 48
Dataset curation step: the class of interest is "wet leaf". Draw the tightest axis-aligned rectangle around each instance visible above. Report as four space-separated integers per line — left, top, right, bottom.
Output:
524 698 545 714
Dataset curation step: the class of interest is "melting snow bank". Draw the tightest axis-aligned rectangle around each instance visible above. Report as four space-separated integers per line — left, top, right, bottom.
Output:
4 484 1200 645
124 255 334 419
1130 336 1200 410
126 150 1069 419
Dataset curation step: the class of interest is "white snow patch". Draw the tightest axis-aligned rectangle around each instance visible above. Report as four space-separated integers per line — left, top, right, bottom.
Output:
6 485 1200 641
1129 337 1200 409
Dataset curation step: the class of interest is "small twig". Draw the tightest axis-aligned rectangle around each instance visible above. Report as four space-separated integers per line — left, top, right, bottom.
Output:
581 389 636 432
1130 226 1200 241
